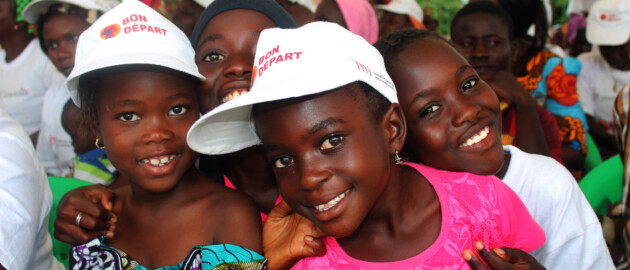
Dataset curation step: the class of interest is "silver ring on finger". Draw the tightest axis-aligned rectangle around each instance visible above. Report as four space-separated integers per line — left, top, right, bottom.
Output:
75 212 84 227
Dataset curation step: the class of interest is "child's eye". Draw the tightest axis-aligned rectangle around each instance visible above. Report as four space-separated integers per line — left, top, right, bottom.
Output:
169 105 188 116
421 105 441 117
203 52 225 63
320 135 344 150
119 113 140 122
458 41 473 48
47 42 59 50
273 156 294 168
488 40 501 46
462 78 478 91
70 34 79 42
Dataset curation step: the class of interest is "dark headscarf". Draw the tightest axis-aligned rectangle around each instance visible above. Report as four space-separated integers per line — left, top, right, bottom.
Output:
189 0 297 48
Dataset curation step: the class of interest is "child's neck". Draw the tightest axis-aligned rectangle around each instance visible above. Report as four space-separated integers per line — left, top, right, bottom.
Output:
124 168 197 207
0 30 33 63
337 163 441 262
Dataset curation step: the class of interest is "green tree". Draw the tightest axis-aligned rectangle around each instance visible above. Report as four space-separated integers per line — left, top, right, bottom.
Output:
417 0 465 36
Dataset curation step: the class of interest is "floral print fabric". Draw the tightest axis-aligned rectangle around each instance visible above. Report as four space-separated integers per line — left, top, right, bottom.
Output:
70 238 266 270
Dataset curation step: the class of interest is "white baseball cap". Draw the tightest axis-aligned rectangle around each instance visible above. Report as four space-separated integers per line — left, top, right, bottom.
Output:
22 0 119 25
187 21 398 155
586 0 630 45
193 0 213 7
375 0 423 23
66 0 205 107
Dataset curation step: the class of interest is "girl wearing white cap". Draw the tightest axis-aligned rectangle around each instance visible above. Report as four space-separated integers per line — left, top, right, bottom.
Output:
54 0 300 253
186 21 545 270
64 1 263 268
22 0 117 178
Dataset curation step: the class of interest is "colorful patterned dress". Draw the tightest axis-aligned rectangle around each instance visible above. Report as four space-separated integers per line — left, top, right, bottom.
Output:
70 238 266 270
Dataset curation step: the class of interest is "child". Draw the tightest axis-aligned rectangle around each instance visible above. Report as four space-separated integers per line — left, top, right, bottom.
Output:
375 0 425 37
374 28 614 269
65 1 262 268
61 99 117 186
0 0 65 144
449 2 563 163
22 0 115 177
491 0 589 176
579 0 630 157
53 0 299 246
187 21 545 269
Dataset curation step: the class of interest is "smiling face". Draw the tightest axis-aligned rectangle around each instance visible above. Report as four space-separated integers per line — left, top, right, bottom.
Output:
96 68 200 193
253 85 402 237
390 37 504 175
451 12 513 82
195 9 276 113
41 13 90 77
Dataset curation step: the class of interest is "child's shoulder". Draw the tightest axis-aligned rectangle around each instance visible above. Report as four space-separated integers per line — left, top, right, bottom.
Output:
187 170 260 219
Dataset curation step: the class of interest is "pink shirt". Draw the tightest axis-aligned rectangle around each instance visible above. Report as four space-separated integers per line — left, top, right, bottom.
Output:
292 163 545 269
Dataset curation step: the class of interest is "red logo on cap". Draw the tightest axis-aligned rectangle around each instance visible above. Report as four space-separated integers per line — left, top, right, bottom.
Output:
100 24 121 40
252 66 258 85
600 13 621 22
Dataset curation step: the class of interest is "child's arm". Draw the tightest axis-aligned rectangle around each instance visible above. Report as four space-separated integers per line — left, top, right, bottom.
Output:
54 184 116 244
263 201 326 270
487 70 551 157
462 240 546 270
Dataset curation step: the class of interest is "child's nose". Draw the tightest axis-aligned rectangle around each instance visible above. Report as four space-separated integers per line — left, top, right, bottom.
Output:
141 119 175 144
470 42 489 59
299 155 331 191
452 98 481 127
223 54 253 78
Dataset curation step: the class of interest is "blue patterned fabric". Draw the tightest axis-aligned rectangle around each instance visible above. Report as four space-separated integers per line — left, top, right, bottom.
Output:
70 238 266 270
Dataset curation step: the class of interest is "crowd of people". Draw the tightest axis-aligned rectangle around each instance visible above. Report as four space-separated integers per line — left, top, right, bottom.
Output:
1 0 629 269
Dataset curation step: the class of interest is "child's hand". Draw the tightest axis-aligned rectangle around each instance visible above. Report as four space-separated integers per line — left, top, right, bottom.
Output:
263 200 326 270
54 184 117 245
462 241 546 270
485 70 532 106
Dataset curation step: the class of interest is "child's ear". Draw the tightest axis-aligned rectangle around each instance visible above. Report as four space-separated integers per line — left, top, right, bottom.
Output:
382 103 407 155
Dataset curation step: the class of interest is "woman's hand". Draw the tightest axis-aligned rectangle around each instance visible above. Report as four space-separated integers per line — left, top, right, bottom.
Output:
54 184 117 245
263 200 326 270
462 241 546 270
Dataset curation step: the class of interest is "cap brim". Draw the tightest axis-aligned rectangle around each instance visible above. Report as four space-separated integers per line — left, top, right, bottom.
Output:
66 52 205 107
22 0 105 25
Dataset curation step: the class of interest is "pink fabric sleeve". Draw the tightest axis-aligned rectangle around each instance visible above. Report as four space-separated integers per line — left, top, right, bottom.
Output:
334 0 378 44
495 180 546 252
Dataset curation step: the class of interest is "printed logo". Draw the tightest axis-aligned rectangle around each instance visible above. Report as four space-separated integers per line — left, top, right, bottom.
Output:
600 13 621 22
100 24 121 39
252 66 258 86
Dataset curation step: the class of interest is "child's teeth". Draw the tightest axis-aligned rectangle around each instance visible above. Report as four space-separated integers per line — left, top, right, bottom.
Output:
460 127 490 148
150 159 160 165
314 190 349 212
160 157 169 163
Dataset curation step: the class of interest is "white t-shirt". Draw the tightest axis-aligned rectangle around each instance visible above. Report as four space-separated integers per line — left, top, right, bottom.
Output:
578 51 630 126
36 82 75 177
0 109 63 270
503 145 614 269
0 39 65 135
